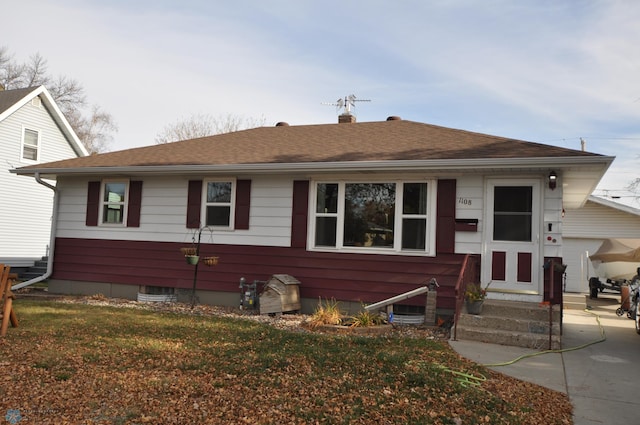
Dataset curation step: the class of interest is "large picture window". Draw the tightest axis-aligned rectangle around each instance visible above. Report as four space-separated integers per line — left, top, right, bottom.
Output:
311 180 434 254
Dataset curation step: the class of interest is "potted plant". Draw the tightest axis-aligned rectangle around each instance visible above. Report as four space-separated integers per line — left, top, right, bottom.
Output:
465 282 489 315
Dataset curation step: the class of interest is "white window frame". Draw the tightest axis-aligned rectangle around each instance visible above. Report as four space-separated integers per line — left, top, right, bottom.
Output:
99 179 130 227
308 178 437 256
201 178 236 230
21 127 40 163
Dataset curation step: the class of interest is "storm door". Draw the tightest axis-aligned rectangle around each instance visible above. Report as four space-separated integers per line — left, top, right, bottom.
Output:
483 179 541 295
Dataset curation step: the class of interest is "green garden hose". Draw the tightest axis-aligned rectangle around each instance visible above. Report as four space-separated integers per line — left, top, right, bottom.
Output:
482 309 606 368
433 363 487 388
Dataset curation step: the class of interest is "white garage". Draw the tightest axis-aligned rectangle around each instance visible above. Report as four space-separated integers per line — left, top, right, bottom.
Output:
562 196 640 293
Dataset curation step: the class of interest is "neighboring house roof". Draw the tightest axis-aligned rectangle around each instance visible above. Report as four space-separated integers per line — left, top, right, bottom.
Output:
13 117 614 208
0 87 37 115
588 195 640 217
0 85 89 157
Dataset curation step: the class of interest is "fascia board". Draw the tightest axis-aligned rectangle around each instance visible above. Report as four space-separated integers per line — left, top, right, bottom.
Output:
12 155 615 177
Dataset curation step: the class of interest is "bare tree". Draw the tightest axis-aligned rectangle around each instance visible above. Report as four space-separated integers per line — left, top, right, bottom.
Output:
155 113 266 144
64 105 117 154
0 47 116 153
0 47 24 90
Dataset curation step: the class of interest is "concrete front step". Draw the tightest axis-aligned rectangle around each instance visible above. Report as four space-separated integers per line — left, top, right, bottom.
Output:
20 272 48 280
454 299 562 350
455 326 561 350
478 299 561 322
18 256 48 280
457 312 561 335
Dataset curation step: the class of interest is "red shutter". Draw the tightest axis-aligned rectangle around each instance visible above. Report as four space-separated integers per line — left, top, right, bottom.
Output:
436 179 456 254
234 180 251 230
186 180 202 229
291 180 309 248
86 181 100 226
127 181 143 228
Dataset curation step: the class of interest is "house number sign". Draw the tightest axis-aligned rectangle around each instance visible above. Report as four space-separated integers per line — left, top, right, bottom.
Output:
457 197 472 206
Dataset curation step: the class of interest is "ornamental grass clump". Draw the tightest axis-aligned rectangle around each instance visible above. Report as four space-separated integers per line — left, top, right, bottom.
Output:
306 298 343 328
350 309 386 327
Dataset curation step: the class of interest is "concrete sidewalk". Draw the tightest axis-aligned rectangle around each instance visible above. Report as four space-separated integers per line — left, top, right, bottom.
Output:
449 294 640 425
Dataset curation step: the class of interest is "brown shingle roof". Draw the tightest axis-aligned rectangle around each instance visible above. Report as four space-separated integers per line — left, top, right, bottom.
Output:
17 119 601 171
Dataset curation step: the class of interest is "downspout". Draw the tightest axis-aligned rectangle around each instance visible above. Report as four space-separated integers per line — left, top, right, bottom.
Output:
12 172 58 290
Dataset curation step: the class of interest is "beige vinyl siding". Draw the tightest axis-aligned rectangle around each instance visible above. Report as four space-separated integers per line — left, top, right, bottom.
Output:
453 175 484 254
56 175 294 247
563 200 640 239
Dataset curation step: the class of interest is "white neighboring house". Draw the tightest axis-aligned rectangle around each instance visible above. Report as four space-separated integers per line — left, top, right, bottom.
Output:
0 86 88 272
562 196 640 293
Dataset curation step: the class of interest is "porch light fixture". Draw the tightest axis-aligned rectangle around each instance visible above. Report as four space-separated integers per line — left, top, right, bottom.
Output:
548 171 557 190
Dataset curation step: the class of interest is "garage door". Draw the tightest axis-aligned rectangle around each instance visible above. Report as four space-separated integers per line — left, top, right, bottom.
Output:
563 238 604 293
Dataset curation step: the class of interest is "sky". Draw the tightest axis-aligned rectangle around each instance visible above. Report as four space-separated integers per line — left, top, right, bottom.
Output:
3 1 640 204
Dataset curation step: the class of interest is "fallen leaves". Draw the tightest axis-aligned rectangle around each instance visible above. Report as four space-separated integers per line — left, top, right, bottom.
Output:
0 297 573 424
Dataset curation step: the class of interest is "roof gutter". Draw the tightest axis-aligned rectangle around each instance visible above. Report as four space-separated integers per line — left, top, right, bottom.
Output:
11 155 615 177
12 172 57 290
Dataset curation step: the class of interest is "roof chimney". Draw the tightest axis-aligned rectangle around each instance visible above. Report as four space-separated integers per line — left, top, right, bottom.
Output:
386 116 401 121
338 113 356 124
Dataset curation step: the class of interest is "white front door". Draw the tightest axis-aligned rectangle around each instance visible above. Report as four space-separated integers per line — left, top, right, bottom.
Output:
483 179 542 295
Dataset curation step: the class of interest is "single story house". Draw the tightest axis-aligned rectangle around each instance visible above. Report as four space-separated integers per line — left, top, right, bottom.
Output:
12 114 613 315
562 196 640 293
0 86 88 274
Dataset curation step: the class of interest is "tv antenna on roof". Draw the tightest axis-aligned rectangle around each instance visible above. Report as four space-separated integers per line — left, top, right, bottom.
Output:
323 94 371 115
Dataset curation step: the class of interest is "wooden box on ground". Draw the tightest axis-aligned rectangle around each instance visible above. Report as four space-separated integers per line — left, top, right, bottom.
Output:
259 274 301 315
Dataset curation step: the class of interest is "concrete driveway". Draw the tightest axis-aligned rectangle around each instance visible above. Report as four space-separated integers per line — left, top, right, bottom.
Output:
564 295 640 425
450 293 640 425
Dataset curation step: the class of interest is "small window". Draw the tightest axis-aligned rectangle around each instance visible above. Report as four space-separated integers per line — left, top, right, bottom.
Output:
204 180 234 228
101 181 128 225
315 183 338 247
401 183 428 250
22 128 39 161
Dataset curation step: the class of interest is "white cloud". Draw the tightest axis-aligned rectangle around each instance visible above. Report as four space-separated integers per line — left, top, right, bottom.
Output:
3 0 639 190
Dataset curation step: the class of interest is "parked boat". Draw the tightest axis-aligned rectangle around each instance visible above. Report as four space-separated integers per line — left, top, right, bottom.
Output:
588 238 640 297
